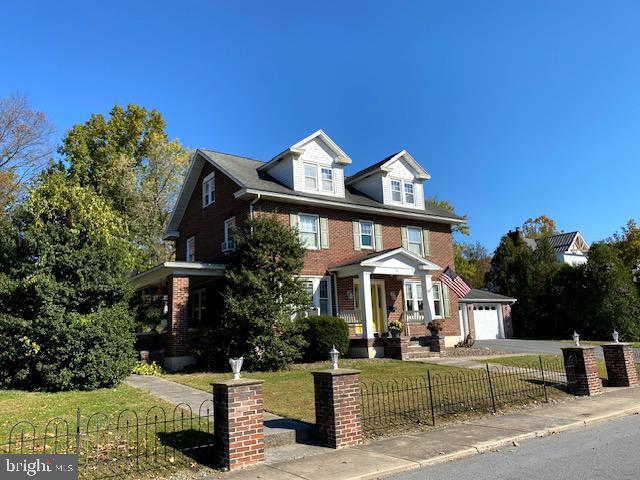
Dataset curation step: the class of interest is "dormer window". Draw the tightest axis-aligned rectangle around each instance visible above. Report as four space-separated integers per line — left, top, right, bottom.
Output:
304 163 318 190
202 172 215 207
404 182 415 204
391 179 402 202
321 167 334 192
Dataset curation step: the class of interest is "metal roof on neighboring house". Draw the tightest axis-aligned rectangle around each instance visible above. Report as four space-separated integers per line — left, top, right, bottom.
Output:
199 149 463 221
523 231 588 254
460 289 517 303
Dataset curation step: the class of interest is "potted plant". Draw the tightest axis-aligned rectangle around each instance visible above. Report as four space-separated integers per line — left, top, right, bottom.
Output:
427 320 444 337
388 321 403 338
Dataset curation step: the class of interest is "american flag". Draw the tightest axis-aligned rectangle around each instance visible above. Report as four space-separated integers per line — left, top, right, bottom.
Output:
440 266 471 298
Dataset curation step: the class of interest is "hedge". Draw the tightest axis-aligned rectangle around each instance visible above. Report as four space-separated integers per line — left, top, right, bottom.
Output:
299 315 349 362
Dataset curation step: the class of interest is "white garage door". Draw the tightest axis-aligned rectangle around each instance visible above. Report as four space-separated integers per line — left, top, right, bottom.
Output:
473 304 503 340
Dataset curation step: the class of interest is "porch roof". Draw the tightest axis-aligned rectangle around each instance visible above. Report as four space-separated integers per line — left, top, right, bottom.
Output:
130 261 226 290
328 247 442 278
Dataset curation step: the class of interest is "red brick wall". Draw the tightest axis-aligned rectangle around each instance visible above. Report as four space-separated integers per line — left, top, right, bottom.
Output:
165 276 189 357
176 161 251 263
313 371 362 448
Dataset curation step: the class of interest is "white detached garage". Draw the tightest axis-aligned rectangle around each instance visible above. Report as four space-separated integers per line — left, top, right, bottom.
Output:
458 289 517 340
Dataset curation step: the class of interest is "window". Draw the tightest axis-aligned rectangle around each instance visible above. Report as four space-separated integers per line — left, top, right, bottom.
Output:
202 173 215 207
186 237 195 262
319 280 329 315
321 167 334 192
299 214 319 249
223 217 236 252
302 277 331 316
404 282 424 311
391 179 402 202
189 288 206 328
404 182 415 204
360 221 374 249
304 163 318 190
407 227 423 256
432 282 443 318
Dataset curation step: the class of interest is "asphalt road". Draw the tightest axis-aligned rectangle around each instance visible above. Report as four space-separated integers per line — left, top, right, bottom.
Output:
387 414 640 480
474 339 605 358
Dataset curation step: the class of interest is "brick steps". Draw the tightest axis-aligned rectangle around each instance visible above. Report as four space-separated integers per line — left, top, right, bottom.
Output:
401 343 440 360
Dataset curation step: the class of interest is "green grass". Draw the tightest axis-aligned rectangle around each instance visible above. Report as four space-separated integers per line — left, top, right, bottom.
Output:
0 384 178 440
484 354 631 378
166 359 467 423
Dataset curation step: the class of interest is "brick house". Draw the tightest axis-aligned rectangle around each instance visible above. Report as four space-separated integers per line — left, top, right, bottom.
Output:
131 130 511 370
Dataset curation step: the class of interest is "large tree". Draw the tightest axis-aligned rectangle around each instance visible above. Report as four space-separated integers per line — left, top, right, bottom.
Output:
59 104 189 266
609 219 640 275
454 241 491 288
426 196 469 236
0 93 55 210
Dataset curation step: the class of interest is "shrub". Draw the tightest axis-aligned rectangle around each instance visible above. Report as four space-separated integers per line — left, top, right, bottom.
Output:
131 361 163 376
299 315 349 362
0 303 136 391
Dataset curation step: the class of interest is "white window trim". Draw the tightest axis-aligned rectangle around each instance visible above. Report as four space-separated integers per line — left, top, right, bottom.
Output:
186 236 195 262
406 226 423 257
300 275 333 316
298 212 320 250
389 177 416 206
358 220 374 250
432 282 444 319
222 217 236 253
320 166 334 193
303 162 318 191
202 172 215 207
403 182 415 205
404 280 442 319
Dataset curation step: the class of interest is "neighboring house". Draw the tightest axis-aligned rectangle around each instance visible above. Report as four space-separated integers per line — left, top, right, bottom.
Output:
458 289 516 340
132 130 491 370
510 229 590 267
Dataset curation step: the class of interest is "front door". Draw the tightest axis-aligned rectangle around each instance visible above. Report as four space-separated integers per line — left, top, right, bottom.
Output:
353 280 387 334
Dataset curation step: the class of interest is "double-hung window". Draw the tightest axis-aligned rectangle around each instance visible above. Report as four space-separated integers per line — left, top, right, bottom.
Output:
189 288 206 328
304 163 318 190
406 227 423 256
404 182 415 204
302 277 331 316
391 179 402 202
432 282 443 318
186 237 195 262
359 220 374 249
202 172 215 207
321 167 334 192
223 217 236 252
318 280 329 315
299 214 319 249
404 282 424 311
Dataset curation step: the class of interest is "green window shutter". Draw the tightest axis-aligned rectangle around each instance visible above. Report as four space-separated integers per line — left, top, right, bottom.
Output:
289 211 298 229
401 226 408 249
320 216 329 249
422 228 431 256
352 220 361 251
442 283 451 318
374 223 383 251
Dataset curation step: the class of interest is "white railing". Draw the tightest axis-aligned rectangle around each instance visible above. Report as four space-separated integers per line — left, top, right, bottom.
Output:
401 310 425 337
339 310 363 336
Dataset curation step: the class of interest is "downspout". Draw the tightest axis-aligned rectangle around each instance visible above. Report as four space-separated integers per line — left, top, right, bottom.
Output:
249 193 261 221
331 272 340 317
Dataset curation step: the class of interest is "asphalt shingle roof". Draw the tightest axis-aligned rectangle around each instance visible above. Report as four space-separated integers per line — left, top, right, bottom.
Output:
461 289 516 302
200 149 463 221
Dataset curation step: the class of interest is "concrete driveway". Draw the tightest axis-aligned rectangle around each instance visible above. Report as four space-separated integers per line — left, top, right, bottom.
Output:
474 339 604 358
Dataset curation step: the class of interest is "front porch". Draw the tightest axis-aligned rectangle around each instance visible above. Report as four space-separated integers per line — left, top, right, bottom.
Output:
329 248 453 359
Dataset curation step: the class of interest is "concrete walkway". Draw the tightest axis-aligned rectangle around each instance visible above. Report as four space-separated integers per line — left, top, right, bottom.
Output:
126 375 316 449
208 386 640 480
474 339 604 357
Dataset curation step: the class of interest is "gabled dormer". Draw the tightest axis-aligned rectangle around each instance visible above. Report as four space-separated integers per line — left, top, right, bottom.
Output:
257 130 351 198
346 150 430 210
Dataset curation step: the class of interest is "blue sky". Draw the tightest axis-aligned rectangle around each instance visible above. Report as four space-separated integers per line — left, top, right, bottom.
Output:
2 1 639 251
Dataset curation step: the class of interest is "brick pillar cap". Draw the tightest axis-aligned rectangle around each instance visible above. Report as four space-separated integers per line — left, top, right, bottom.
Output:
211 378 264 387
312 368 361 376
561 345 596 351
602 342 631 347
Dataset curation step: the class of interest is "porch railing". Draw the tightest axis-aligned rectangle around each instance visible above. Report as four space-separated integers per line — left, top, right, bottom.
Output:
400 310 424 336
339 310 363 334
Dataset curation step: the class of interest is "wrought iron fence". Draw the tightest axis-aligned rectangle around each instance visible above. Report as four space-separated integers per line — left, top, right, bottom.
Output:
0 400 215 478
360 356 568 435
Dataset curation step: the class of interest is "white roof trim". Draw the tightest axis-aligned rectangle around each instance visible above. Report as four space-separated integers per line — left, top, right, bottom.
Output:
329 248 442 278
567 232 590 253
235 188 465 225
291 129 352 164
130 261 226 290
346 150 430 185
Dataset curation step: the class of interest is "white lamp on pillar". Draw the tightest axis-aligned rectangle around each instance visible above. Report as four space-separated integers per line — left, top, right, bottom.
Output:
229 357 244 380
572 331 580 347
613 330 620 344
329 345 339 370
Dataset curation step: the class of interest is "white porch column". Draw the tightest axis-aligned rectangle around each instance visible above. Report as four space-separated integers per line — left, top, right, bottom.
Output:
420 273 436 327
496 303 505 339
358 270 375 340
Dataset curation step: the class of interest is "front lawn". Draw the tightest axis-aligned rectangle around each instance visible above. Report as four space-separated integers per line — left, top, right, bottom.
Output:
0 384 177 442
165 359 467 423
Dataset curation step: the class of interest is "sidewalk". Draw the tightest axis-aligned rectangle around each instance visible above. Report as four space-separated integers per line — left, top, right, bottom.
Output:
208 386 640 480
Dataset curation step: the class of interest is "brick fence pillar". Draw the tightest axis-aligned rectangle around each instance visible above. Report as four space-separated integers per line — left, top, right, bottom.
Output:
312 369 362 448
562 346 602 396
165 275 190 358
602 343 639 387
212 379 265 470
